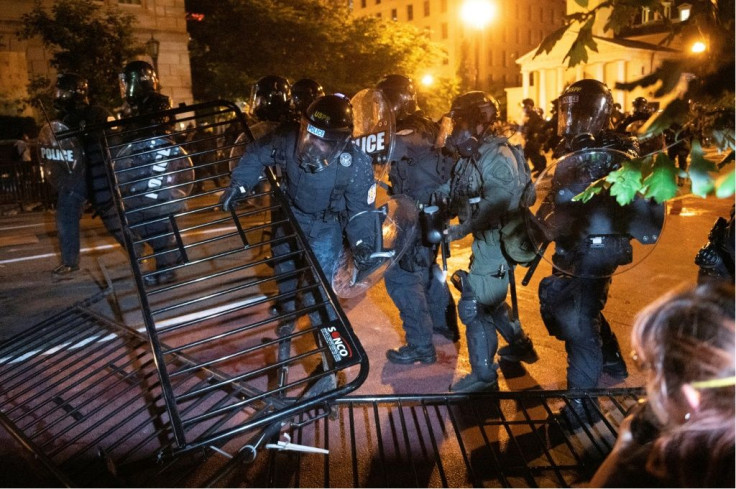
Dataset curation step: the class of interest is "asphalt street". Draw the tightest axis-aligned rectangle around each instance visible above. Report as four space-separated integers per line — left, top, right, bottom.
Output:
0 189 731 396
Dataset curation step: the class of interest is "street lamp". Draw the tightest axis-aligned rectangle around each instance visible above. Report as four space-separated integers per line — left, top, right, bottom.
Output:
691 40 706 53
145 34 160 72
460 0 495 89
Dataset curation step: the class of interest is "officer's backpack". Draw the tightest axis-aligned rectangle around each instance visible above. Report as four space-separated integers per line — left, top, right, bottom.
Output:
497 140 539 266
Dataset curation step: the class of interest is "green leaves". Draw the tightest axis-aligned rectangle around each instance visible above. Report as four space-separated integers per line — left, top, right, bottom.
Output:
642 153 679 202
688 139 719 197
564 17 598 66
606 158 645 206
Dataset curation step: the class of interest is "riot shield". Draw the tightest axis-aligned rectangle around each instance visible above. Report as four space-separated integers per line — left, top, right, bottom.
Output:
332 195 418 298
351 88 396 197
114 136 195 213
37 121 86 189
528 148 665 278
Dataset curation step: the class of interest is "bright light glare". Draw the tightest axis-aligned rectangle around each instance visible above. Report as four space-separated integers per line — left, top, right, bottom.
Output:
421 74 434 86
691 41 706 53
460 0 495 30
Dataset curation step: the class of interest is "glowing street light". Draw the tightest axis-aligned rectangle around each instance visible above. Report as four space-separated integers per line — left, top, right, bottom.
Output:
421 74 434 87
691 41 706 53
460 0 496 89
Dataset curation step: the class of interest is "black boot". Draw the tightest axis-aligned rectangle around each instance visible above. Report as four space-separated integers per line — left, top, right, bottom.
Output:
498 334 539 364
602 333 629 379
550 398 603 430
386 344 437 365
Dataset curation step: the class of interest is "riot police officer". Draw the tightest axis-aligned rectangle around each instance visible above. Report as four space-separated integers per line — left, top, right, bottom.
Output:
219 94 378 321
520 98 547 177
51 73 113 275
375 74 459 365
291 78 325 119
437 91 539 392
539 80 660 427
249 75 292 139
118 60 181 285
615 96 652 134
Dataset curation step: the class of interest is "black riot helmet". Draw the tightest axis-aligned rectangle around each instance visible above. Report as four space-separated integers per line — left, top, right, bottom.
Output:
447 91 499 157
557 79 613 139
250 75 291 122
119 60 160 104
291 78 325 117
54 73 89 112
296 94 353 173
376 74 418 122
632 96 649 115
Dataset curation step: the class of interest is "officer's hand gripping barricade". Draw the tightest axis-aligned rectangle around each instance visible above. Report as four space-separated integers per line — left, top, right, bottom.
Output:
527 148 665 278
350 88 396 202
332 194 418 298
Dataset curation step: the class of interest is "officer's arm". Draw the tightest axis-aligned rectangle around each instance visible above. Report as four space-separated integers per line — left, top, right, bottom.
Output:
221 134 279 211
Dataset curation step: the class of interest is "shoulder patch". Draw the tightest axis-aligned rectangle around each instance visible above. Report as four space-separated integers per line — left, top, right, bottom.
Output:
396 128 414 136
491 163 514 183
367 183 377 205
339 152 352 167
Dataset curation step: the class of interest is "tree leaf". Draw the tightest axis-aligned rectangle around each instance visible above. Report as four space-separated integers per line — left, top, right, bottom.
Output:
564 17 596 66
688 139 718 197
574 0 589 7
642 153 679 203
715 169 735 198
606 159 644 206
638 98 690 139
572 178 607 203
534 24 569 57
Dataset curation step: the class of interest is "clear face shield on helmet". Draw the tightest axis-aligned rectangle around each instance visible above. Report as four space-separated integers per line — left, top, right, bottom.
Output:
118 70 157 103
557 92 610 139
296 119 350 173
53 88 76 112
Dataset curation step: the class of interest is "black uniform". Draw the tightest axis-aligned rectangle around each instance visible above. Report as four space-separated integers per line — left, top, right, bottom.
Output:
384 111 457 359
228 124 376 323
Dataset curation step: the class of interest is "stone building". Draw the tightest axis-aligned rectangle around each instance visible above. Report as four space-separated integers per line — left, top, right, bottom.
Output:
349 0 566 99
506 0 693 121
0 0 193 118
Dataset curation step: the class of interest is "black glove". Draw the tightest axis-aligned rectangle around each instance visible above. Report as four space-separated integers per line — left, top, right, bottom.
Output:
353 242 378 271
445 222 470 242
219 183 249 211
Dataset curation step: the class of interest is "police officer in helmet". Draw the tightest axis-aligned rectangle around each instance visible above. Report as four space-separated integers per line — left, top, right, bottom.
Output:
220 94 378 326
51 73 115 276
437 91 539 392
249 75 292 140
375 74 459 365
120 60 172 120
291 78 325 119
540 79 658 427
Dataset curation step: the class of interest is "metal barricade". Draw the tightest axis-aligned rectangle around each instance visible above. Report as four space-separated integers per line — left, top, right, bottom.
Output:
94 100 369 452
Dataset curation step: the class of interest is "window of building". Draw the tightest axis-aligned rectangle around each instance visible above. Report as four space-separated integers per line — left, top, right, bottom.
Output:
662 1 672 19
118 0 141 4
641 7 651 24
376 12 382 18
488 49 493 65
516 28 521 43
502 50 507 67
424 0 430 16
376 0 381 4
360 0 366 8
441 0 447 13
518 74 523 86
443 56 449 65
678 4 691 21
441 22 448 39
391 8 397 20
407 4 413 21
502 74 507 84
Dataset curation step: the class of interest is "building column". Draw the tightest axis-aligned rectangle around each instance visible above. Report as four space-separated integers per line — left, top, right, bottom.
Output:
538 69 547 113
615 60 627 107
575 64 584 81
556 66 565 96
522 69 530 98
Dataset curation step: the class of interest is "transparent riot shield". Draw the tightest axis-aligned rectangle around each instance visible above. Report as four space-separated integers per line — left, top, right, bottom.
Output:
36 121 86 188
114 136 195 214
332 194 418 298
528 148 665 278
351 88 396 203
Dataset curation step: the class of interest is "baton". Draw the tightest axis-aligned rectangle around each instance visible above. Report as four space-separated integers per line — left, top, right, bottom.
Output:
521 240 549 286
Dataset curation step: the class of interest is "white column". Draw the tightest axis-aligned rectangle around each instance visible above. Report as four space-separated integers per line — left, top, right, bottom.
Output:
615 60 627 106
522 69 530 98
556 66 565 96
538 69 547 113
